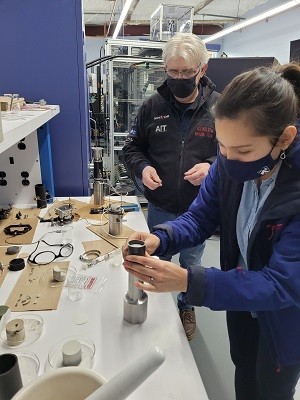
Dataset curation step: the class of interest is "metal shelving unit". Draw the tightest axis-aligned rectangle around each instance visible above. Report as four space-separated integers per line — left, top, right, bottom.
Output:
103 39 165 183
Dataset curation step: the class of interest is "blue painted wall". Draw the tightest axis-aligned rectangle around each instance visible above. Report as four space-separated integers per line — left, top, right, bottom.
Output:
0 0 90 196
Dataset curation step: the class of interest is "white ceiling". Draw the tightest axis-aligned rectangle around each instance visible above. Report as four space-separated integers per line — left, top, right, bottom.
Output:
83 0 269 27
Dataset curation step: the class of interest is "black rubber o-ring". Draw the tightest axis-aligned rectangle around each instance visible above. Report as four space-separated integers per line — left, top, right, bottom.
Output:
9 258 25 271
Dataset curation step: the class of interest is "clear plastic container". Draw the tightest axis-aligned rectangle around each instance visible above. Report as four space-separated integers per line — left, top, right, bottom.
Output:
48 336 95 370
1 314 44 348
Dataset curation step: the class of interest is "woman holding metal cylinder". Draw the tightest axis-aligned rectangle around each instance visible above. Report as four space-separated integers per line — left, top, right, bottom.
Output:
123 62 300 400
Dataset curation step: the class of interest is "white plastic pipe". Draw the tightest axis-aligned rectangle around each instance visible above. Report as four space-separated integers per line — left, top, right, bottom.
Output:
85 347 166 400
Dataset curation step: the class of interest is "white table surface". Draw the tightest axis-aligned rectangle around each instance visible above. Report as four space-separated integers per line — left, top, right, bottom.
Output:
0 105 60 154
0 196 209 399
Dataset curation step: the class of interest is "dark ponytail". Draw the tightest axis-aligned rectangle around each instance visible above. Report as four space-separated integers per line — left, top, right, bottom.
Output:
214 62 300 144
278 62 300 106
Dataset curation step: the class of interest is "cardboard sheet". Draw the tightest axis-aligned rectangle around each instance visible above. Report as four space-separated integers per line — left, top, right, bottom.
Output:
0 207 40 246
82 239 117 254
5 261 69 311
87 223 135 248
0 246 21 287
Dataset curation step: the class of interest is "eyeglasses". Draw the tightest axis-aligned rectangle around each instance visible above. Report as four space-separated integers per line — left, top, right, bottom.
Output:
28 240 74 265
165 67 200 79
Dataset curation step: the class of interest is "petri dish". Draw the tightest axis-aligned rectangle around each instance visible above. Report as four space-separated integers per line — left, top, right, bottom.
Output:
48 336 95 370
16 352 40 384
1 314 44 347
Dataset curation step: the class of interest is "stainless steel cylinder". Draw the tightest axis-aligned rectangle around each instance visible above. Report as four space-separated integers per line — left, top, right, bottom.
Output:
123 240 148 324
123 292 148 325
126 240 145 302
108 206 123 236
93 180 104 205
92 147 103 161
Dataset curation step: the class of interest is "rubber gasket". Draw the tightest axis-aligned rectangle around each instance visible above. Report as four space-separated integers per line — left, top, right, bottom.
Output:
9 258 25 271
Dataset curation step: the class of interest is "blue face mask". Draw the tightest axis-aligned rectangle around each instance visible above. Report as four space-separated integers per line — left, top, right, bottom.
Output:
218 146 280 183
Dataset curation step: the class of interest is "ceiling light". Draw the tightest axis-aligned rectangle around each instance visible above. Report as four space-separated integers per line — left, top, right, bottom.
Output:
203 0 300 44
112 0 134 39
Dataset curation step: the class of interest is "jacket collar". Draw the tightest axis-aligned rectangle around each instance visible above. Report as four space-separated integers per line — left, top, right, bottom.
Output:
286 133 300 170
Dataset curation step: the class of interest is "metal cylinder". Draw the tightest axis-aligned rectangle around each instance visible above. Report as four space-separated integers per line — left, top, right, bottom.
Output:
108 206 123 236
123 240 148 324
128 240 145 256
93 147 104 204
92 147 103 161
127 240 145 302
93 147 104 180
35 184 47 208
93 180 104 205
123 292 148 325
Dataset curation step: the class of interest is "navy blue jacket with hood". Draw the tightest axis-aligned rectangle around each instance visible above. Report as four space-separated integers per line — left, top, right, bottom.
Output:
153 136 300 367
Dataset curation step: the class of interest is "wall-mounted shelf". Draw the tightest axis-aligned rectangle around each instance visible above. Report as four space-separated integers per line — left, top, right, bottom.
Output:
0 106 60 154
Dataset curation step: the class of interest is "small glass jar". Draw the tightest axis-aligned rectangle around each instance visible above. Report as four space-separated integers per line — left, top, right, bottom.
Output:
11 94 21 114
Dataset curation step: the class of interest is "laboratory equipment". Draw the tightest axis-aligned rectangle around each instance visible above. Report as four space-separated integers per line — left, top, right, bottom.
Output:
123 240 148 324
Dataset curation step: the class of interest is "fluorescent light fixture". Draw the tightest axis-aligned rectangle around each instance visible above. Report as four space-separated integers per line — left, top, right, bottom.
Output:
112 0 134 39
203 0 300 44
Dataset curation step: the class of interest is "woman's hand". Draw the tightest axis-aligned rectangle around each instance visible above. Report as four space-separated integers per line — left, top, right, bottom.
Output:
122 232 160 258
123 253 188 293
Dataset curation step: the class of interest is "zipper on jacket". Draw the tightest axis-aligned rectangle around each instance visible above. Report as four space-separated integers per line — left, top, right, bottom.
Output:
177 108 204 212
168 103 185 212
178 140 185 210
169 95 213 213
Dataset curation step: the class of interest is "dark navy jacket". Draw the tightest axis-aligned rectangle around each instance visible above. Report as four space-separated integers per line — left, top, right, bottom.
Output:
122 76 219 214
153 137 300 366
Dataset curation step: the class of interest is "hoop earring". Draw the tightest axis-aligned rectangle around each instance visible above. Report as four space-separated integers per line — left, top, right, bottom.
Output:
280 149 286 160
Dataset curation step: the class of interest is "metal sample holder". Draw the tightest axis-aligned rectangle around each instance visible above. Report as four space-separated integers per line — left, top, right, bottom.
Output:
123 240 148 324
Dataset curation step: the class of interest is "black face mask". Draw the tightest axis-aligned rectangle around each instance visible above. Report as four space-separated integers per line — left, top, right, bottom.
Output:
167 75 197 98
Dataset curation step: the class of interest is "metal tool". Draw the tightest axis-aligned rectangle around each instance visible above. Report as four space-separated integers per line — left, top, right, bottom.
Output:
123 240 148 324
55 203 74 225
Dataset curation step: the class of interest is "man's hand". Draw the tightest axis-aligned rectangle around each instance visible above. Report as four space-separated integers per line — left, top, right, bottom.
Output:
183 162 210 186
142 166 162 190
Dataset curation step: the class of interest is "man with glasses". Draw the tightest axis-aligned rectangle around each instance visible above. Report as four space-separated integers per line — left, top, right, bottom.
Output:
123 33 219 340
